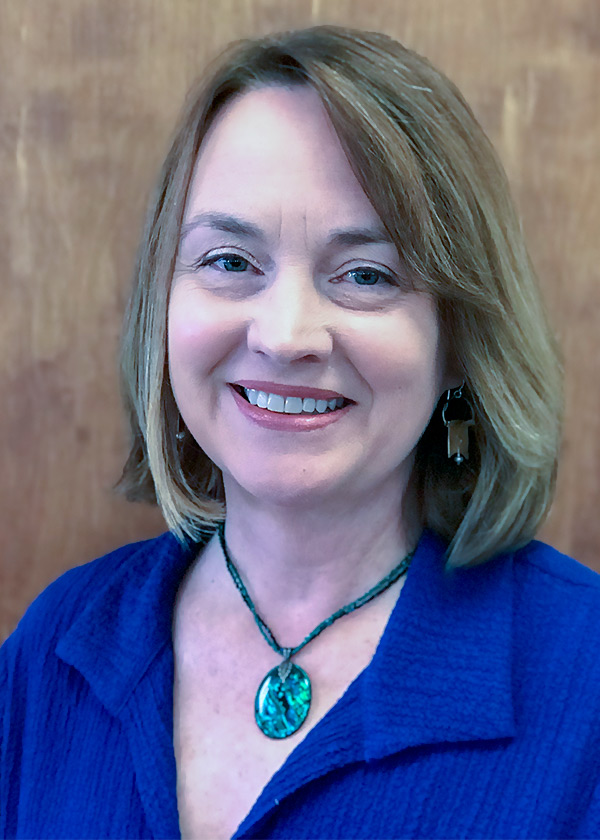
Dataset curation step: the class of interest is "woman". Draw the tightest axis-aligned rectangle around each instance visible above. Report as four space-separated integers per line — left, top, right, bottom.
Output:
2 24 600 840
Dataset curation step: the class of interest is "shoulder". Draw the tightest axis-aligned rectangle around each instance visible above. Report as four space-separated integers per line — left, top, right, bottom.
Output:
514 539 600 591
512 539 600 612
2 533 178 656
510 539 600 664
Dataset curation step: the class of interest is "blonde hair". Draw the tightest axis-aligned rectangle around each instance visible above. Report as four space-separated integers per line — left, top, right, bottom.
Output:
117 25 563 566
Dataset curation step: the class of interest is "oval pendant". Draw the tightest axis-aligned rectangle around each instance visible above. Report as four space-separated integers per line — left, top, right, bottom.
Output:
254 662 312 739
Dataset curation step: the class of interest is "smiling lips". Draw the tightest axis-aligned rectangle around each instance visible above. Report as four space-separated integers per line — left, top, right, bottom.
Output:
229 381 353 430
233 380 351 413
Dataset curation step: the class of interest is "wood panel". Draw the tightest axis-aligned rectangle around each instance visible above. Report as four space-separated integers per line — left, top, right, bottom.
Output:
1 0 599 639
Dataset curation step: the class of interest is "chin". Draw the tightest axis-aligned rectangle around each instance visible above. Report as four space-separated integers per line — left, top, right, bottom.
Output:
223 465 348 508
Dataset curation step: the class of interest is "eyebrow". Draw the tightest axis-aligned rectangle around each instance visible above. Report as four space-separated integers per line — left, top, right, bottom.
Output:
180 212 395 249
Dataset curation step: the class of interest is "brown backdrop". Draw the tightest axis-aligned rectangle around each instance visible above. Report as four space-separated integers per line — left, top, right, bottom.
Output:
1 0 599 640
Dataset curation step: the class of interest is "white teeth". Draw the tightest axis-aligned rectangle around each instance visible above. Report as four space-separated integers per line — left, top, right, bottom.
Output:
240 387 347 415
302 397 316 413
266 393 285 413
284 396 304 414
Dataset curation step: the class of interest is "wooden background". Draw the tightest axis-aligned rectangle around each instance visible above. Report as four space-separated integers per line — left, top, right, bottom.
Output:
1 0 598 640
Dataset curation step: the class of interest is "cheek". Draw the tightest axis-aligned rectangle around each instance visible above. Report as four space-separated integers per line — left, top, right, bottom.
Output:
167 286 237 380
349 312 444 400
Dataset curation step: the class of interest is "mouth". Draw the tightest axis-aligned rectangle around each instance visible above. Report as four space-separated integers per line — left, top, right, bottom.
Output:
230 384 353 416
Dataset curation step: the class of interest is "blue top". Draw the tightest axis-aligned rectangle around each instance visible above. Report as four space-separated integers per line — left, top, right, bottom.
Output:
1 528 600 839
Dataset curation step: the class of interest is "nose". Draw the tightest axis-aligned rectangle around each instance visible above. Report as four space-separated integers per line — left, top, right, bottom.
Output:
246 270 333 363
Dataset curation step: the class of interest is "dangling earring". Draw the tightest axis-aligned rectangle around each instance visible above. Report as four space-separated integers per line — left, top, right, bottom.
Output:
442 383 474 465
175 416 186 443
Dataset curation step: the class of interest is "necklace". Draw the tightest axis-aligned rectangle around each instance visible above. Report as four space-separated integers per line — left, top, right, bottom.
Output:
217 522 414 740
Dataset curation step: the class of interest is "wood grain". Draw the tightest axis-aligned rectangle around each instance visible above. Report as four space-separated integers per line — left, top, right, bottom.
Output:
1 0 598 638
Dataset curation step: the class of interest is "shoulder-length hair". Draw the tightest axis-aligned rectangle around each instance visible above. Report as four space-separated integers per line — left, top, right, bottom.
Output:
117 24 562 567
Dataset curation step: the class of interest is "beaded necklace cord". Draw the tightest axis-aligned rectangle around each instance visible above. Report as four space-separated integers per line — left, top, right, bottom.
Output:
217 521 414 739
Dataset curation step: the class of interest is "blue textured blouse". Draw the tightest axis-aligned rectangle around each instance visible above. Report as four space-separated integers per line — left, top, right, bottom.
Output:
1 528 600 839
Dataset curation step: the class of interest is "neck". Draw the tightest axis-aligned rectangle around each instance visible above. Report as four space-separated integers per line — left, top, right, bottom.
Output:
212 471 420 633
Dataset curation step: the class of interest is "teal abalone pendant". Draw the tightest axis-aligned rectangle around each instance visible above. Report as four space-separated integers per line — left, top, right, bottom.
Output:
254 660 312 739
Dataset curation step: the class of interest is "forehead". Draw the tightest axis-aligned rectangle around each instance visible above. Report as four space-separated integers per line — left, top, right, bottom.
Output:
195 85 343 175
183 85 384 234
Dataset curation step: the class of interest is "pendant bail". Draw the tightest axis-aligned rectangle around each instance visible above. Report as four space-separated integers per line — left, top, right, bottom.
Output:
278 648 293 681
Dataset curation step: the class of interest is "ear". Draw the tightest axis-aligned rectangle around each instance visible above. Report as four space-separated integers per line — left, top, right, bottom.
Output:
440 355 464 395
443 375 464 393
436 316 463 395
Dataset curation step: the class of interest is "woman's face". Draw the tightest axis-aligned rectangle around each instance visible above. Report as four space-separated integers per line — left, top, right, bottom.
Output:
168 85 451 507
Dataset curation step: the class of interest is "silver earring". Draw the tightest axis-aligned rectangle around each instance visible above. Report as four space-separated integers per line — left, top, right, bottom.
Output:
175 417 186 442
442 383 474 465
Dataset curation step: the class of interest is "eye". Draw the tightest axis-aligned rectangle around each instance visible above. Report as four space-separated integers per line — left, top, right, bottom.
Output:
336 267 395 287
195 252 254 273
